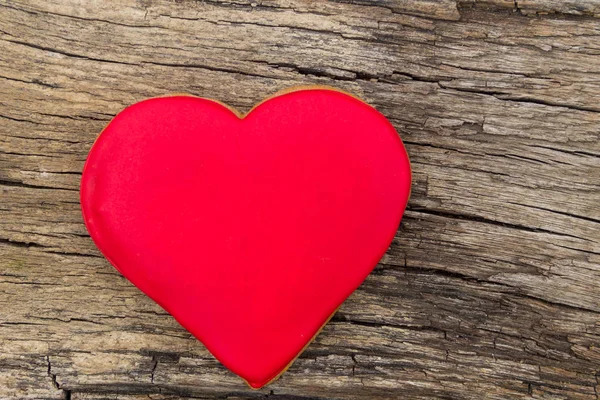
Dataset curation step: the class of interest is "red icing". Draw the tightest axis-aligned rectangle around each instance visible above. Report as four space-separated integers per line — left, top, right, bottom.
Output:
80 88 411 388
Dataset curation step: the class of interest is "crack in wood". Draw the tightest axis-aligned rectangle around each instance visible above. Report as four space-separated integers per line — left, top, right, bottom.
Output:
406 208 591 242
47 356 71 400
0 179 79 191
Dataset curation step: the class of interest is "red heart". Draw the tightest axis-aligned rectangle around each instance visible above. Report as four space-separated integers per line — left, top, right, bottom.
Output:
80 88 411 388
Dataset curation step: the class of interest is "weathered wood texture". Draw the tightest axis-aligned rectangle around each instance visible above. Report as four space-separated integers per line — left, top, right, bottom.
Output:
1 0 600 399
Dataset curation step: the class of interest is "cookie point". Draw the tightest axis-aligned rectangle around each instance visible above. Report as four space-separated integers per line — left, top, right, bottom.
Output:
248 380 267 389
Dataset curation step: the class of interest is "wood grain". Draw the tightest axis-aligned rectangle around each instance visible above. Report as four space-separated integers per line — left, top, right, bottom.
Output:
1 0 599 398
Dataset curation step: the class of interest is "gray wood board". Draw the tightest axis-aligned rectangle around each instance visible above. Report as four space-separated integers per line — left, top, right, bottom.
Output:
0 0 599 399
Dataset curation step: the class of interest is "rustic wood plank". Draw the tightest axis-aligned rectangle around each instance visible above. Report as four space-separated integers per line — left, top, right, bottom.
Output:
1 0 599 399
464 0 600 16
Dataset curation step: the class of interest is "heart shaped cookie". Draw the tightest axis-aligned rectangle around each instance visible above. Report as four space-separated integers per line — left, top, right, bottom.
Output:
80 87 411 388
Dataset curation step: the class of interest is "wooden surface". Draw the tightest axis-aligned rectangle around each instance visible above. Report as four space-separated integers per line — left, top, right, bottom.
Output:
1 0 600 399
